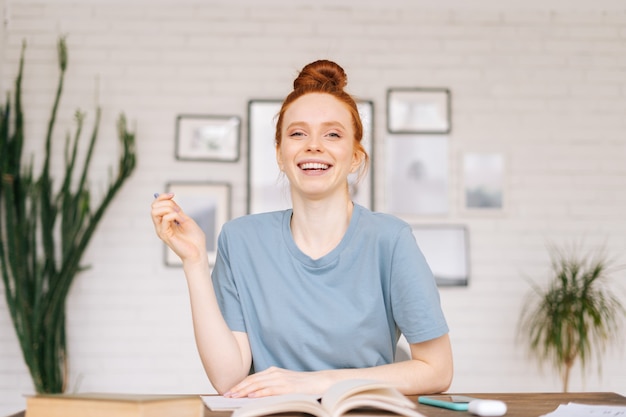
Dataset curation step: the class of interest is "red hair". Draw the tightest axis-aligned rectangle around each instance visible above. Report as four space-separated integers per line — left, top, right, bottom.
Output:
275 60 369 180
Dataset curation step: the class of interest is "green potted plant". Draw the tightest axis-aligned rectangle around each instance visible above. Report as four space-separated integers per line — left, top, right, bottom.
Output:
0 37 137 393
518 244 625 392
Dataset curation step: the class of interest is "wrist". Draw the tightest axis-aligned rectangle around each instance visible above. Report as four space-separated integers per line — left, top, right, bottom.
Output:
182 252 210 274
315 370 340 394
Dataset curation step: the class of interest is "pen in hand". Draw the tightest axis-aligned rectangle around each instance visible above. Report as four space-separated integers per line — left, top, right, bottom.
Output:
154 192 180 225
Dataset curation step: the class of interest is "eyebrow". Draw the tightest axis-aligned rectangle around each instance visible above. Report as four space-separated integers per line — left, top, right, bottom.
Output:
286 121 347 130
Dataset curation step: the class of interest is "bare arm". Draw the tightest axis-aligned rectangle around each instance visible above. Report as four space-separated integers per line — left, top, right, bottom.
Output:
151 193 252 393
224 333 453 398
182 256 252 393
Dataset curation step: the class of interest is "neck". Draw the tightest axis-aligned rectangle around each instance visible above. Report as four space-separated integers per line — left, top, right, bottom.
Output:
290 195 354 260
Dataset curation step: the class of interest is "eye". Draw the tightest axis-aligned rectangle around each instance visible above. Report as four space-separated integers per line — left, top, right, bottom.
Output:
288 130 305 138
326 131 342 139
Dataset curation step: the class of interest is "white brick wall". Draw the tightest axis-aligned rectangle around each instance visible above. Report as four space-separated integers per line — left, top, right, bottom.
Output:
1 0 625 414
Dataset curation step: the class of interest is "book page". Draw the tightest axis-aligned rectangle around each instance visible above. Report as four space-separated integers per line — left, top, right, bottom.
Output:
540 402 626 417
321 379 418 416
201 396 266 411
333 397 426 417
231 394 324 417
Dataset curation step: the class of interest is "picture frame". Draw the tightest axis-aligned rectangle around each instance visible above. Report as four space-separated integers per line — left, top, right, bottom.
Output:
175 114 241 162
385 135 449 215
246 99 375 214
386 88 451 134
463 152 505 211
164 182 231 267
246 99 285 214
411 224 469 287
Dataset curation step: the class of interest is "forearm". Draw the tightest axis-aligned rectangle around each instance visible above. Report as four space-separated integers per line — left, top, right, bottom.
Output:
183 257 251 393
320 334 453 395
320 357 452 395
225 336 453 399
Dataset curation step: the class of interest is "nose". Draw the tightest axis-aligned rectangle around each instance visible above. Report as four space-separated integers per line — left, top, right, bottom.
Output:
306 134 324 152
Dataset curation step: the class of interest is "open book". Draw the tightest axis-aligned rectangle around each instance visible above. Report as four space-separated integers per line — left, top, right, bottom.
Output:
231 379 426 417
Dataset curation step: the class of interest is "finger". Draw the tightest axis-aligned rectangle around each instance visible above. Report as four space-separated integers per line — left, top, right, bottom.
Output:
151 193 170 225
151 204 174 229
160 212 182 229
153 192 174 201
227 369 289 398
224 375 265 398
151 193 177 217
228 381 278 398
154 199 185 227
246 385 281 398
152 195 179 212
152 200 184 225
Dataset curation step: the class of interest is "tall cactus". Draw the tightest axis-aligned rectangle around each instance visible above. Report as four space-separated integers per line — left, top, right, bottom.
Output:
0 37 137 393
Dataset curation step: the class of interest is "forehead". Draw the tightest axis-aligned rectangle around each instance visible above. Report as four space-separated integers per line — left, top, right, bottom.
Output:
283 93 353 126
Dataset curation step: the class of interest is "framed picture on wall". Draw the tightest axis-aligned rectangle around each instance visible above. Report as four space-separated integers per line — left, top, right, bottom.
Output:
247 99 375 214
175 114 241 162
247 99 285 214
411 224 469 287
164 182 231 267
387 88 451 134
463 152 505 211
351 100 375 209
385 135 449 215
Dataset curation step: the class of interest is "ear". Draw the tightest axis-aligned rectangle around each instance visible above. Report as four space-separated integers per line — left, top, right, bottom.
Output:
350 149 364 174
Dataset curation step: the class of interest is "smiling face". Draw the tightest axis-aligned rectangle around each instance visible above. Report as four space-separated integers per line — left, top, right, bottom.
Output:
276 93 363 202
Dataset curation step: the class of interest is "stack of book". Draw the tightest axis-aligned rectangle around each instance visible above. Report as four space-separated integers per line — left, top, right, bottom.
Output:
25 393 204 417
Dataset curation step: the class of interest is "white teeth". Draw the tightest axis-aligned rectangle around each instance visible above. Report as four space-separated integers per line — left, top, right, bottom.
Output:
300 162 329 170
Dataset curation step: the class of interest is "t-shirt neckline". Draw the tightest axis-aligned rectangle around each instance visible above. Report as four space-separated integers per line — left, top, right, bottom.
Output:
282 203 362 268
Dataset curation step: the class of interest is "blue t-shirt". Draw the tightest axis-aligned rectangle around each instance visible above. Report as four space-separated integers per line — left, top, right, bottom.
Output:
211 204 448 373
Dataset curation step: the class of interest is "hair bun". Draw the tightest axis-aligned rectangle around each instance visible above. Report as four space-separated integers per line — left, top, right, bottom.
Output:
293 59 348 91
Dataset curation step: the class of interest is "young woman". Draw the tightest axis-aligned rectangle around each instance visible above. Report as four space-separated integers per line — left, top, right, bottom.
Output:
151 60 453 398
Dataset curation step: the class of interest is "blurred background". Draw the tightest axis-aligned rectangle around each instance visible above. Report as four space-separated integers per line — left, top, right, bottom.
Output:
1 0 625 415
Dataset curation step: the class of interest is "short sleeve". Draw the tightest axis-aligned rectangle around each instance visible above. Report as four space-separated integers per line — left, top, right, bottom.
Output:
390 225 449 343
211 227 247 332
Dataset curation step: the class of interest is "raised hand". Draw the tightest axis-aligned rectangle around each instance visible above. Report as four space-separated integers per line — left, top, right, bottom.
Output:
151 192 207 264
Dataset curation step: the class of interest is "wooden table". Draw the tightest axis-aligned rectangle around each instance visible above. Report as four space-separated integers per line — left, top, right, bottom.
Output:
409 392 625 417
202 392 625 417
9 391 625 417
